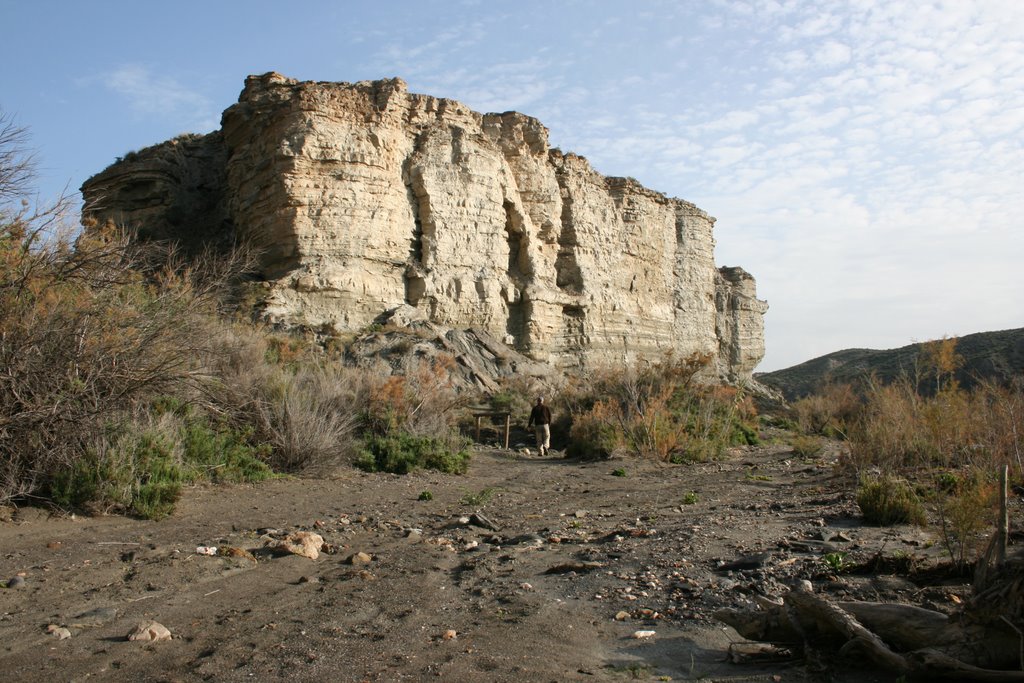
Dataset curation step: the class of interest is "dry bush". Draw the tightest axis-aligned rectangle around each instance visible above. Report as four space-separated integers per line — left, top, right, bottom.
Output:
563 353 757 461
365 354 465 438
792 382 858 437
205 324 368 473
845 376 935 471
0 218 224 505
846 374 1022 477
932 468 999 571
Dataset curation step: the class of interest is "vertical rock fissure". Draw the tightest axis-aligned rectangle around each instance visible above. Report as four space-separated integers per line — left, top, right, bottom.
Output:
553 171 583 296
403 155 430 308
503 200 528 350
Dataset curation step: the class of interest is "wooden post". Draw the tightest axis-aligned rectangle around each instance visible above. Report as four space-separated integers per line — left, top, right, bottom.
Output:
504 413 511 450
475 415 482 443
998 464 1009 566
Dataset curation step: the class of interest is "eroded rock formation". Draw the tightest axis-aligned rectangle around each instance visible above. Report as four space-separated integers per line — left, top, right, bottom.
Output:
82 73 767 380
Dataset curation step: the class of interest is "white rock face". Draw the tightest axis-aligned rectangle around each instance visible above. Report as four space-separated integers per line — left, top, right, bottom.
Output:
82 73 766 380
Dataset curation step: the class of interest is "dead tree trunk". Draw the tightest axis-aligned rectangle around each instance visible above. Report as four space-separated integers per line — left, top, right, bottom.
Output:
716 547 1024 680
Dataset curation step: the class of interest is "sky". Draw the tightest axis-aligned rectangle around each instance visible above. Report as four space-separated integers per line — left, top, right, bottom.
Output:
2 0 1022 371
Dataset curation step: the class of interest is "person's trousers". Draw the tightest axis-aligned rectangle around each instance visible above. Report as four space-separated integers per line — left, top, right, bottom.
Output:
534 424 550 453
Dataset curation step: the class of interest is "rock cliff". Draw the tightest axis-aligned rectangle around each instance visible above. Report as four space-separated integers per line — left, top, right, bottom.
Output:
82 73 767 380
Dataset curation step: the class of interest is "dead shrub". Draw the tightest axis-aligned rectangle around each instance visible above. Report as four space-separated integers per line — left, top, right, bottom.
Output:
206 325 368 473
365 354 465 438
792 382 857 438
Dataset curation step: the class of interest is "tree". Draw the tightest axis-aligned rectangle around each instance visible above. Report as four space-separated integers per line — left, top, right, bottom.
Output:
918 336 963 394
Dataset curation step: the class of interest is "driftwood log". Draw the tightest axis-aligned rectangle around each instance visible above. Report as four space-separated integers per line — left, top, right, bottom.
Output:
717 496 1024 680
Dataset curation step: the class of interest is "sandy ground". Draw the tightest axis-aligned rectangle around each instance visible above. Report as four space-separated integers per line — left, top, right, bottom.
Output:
0 436 979 682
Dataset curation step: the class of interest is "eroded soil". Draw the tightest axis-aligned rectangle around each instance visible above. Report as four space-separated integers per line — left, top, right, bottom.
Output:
0 437 982 682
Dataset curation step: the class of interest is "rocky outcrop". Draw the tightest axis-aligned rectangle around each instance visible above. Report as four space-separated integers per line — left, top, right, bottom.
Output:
82 73 767 381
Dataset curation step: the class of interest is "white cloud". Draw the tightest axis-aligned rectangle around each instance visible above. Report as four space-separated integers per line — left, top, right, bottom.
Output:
95 65 212 124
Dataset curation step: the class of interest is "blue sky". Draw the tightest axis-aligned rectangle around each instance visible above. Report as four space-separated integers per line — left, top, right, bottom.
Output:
3 0 1022 371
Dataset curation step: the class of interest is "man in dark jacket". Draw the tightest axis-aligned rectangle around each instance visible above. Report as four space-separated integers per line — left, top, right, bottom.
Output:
527 396 552 456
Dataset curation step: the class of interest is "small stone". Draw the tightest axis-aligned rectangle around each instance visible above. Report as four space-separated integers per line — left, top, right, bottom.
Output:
442 629 458 641
632 630 656 639
6 576 25 589
468 513 499 531
53 627 72 640
47 541 62 550
298 575 319 584
614 611 630 621
574 510 587 519
127 621 172 642
520 582 533 591
348 551 373 565
464 541 479 551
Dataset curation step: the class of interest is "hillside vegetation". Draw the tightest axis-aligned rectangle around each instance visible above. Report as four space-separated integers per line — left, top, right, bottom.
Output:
758 327 1024 400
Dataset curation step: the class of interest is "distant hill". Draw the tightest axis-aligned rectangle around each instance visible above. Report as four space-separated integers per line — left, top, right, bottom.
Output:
756 328 1024 401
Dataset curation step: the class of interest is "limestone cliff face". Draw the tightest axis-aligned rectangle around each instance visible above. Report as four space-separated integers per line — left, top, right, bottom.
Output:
82 73 766 380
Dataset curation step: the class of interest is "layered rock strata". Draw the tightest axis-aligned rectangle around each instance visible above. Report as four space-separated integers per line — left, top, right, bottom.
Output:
82 73 767 380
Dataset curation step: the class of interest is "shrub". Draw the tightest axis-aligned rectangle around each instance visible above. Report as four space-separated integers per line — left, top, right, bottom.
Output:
792 383 858 438
856 475 927 526
844 373 1023 476
568 400 623 460
208 327 366 473
931 468 998 571
790 434 824 458
356 432 470 475
563 354 757 463
364 355 464 438
47 411 274 519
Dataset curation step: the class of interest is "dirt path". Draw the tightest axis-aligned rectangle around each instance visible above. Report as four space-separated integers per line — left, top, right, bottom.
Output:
0 443 966 682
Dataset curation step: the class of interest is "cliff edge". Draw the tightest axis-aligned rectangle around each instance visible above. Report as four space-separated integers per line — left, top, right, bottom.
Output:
82 73 767 381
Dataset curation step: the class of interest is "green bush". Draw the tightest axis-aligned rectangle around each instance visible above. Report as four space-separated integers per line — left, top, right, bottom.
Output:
790 434 824 458
48 413 274 520
856 475 927 526
356 432 470 474
181 422 273 483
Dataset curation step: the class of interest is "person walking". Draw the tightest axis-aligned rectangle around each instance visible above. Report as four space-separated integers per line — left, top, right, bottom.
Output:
527 396 552 456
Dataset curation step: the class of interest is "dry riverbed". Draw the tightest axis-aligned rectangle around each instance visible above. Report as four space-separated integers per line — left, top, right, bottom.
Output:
0 438 980 682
